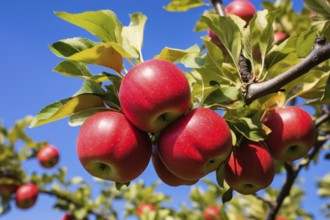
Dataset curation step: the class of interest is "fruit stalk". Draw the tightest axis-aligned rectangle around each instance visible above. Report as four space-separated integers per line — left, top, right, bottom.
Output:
245 38 330 104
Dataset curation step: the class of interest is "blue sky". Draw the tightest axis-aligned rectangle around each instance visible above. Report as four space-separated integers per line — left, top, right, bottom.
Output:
1 0 328 219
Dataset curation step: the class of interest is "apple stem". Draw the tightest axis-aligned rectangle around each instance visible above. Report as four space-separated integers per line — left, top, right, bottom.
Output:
245 37 330 105
210 0 226 16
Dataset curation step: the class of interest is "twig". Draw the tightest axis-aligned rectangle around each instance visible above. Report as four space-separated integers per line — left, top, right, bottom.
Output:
39 189 114 220
245 39 330 104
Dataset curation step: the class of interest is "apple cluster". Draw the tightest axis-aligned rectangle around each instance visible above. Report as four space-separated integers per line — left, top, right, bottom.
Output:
76 59 233 186
0 144 60 210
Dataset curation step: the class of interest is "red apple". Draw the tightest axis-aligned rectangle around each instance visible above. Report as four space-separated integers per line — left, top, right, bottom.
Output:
275 217 287 220
37 144 60 168
0 175 20 197
119 59 191 133
224 140 275 195
62 214 75 220
203 206 221 220
15 183 38 209
158 108 232 180
152 146 198 186
137 203 156 216
263 106 316 162
273 32 287 44
62 213 88 220
225 0 256 23
76 111 152 183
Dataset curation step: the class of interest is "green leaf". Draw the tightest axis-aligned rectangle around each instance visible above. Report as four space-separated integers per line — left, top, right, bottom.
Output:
285 68 330 101
164 0 205 12
216 163 226 188
29 94 105 128
222 188 233 204
122 13 147 62
53 60 91 78
49 38 96 58
69 107 110 127
201 14 242 70
154 44 202 68
296 30 317 58
55 10 123 43
227 116 267 142
203 86 244 109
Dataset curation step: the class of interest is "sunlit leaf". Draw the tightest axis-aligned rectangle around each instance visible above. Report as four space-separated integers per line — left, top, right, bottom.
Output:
164 0 205 12
296 30 317 58
154 44 202 68
55 10 123 43
201 14 242 70
68 42 136 73
30 94 105 128
122 13 147 62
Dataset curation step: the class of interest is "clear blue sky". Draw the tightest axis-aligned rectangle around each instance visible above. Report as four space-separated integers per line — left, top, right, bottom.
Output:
0 0 328 219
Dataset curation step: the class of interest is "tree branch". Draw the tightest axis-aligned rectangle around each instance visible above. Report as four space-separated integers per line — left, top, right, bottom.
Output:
245 40 330 104
39 189 115 220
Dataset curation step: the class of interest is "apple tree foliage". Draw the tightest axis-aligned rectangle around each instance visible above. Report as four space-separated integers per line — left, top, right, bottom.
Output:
1 0 330 219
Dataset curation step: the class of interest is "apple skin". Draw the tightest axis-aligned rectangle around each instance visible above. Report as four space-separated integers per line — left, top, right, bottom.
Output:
37 144 60 168
137 203 156 216
119 59 191 133
152 146 198 186
225 0 256 23
0 175 20 197
158 108 232 180
203 206 221 220
15 183 39 209
273 32 287 44
224 140 275 195
263 106 316 162
76 111 152 183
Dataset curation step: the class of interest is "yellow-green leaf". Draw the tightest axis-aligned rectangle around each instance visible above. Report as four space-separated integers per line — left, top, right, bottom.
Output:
55 10 123 43
122 13 147 62
68 42 136 73
164 0 205 12
30 94 105 128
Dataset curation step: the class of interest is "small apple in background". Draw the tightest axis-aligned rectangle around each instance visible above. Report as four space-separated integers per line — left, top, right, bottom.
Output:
76 111 152 183
224 140 275 195
275 217 287 220
158 108 232 181
225 0 256 23
119 59 191 133
15 183 38 209
263 106 316 162
203 205 221 220
137 203 156 216
37 144 60 168
0 175 20 197
152 146 198 186
273 32 287 44
62 213 88 220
